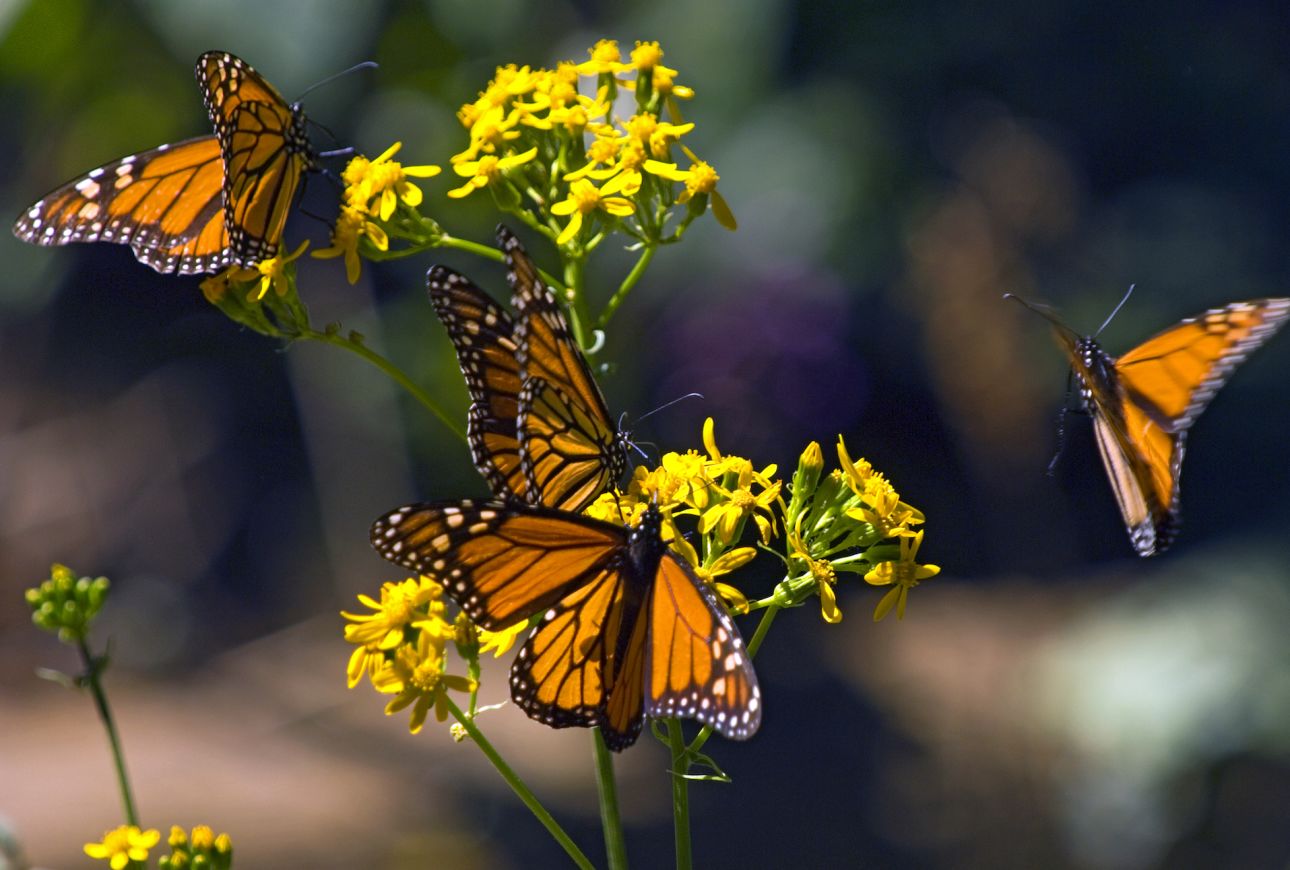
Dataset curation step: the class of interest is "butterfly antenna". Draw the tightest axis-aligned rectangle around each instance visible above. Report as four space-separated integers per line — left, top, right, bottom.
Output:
630 392 705 426
317 145 355 160
1094 284 1136 338
296 60 379 102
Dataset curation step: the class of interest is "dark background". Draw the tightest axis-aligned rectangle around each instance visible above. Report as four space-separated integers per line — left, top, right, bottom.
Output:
2 1 1289 868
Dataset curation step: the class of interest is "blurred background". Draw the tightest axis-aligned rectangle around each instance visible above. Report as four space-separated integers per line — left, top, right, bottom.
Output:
3 1 1290 867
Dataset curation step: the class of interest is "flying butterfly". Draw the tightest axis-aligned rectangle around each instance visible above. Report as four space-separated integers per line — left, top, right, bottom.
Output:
13 51 313 274
428 225 628 512
370 499 761 750
1008 290 1290 556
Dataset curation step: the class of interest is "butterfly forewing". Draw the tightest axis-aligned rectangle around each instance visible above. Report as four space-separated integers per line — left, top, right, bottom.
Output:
427 266 527 500
370 500 624 628
13 136 233 274
1114 299 1290 429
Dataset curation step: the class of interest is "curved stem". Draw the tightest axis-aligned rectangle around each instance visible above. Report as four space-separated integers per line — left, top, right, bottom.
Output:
300 328 466 444
445 698 594 870
667 719 692 870
592 729 629 870
79 640 138 826
596 245 655 331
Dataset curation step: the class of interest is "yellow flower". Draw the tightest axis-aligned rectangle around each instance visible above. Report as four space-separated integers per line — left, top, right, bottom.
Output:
788 519 841 623
478 619 529 657
447 147 539 199
644 157 737 229
550 177 636 245
85 825 161 869
248 239 310 301
865 531 941 622
343 142 440 219
575 38 629 76
342 577 450 688
373 629 477 733
628 40 677 77
312 205 389 284
670 534 754 613
624 113 694 158
454 104 524 162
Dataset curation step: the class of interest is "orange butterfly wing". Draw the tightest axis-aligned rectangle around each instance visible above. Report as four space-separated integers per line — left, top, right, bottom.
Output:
647 553 762 740
370 502 762 751
427 266 528 501
197 51 313 266
501 226 627 511
13 136 232 274
1054 298 1290 555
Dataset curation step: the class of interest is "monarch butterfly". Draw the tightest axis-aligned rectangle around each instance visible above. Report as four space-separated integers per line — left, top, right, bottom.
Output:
1009 292 1290 556
427 225 627 512
370 499 762 750
13 51 312 274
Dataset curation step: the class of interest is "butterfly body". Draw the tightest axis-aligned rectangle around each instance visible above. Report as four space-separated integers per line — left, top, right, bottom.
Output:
1028 296 1290 556
371 500 761 750
14 52 311 274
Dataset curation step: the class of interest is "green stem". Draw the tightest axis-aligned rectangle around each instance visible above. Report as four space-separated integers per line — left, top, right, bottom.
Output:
562 256 592 350
592 729 629 870
596 245 655 331
78 640 138 826
300 328 467 444
686 604 780 756
667 720 692 870
445 698 594 870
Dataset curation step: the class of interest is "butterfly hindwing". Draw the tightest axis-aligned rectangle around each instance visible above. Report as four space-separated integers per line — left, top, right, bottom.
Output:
646 540 762 741
519 376 623 517
427 266 527 500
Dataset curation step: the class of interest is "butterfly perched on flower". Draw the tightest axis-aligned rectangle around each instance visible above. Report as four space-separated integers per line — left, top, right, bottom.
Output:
370 499 761 750
428 225 628 511
1009 292 1290 555
13 51 313 274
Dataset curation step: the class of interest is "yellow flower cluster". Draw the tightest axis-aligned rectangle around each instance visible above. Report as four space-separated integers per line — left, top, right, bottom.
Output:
584 417 780 611
316 142 441 283
785 437 940 622
343 575 521 733
85 823 234 869
448 39 735 246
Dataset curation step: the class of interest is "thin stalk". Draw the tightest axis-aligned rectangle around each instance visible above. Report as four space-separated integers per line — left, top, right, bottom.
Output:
445 698 594 870
667 719 692 870
78 640 138 826
301 328 466 443
596 245 655 331
593 729 629 870
563 256 592 350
